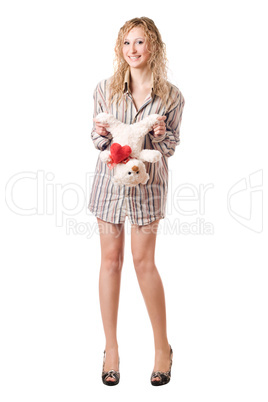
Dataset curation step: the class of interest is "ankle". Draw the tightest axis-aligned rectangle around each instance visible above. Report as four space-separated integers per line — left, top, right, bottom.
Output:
154 340 170 352
105 343 119 352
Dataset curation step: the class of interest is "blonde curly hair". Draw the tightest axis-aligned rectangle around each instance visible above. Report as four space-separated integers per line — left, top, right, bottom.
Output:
108 17 172 108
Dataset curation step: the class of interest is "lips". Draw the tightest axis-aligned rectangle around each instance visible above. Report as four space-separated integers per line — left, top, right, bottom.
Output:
129 56 141 60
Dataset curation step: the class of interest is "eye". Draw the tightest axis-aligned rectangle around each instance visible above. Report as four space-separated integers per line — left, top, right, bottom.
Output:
124 41 130 45
136 171 139 174
136 40 143 45
128 172 131 175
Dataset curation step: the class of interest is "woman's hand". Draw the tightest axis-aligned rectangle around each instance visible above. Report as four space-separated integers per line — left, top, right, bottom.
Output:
93 118 110 136
151 116 167 137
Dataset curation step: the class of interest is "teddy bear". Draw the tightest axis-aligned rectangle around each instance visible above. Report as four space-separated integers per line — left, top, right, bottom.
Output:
96 112 162 187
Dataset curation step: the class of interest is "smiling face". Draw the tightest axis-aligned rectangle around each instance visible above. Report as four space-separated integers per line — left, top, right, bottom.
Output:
122 27 151 69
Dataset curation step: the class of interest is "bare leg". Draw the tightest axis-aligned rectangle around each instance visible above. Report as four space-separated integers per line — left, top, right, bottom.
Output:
97 217 125 382
131 219 171 383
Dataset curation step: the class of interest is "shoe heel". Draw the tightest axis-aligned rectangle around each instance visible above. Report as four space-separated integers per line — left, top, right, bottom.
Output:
150 344 173 386
102 349 120 386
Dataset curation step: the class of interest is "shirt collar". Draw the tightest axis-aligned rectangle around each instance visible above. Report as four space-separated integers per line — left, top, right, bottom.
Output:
123 67 154 95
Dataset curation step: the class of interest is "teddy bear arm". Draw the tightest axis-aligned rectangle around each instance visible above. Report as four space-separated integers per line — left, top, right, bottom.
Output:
99 150 110 163
139 149 162 163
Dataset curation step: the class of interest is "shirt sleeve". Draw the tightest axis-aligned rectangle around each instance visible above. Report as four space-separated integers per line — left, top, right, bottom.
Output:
90 81 113 151
148 89 185 158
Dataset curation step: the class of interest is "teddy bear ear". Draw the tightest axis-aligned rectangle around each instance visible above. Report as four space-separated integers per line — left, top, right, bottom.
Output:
141 173 150 185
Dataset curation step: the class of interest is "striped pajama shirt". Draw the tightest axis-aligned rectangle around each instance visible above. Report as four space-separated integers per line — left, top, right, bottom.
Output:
88 68 185 226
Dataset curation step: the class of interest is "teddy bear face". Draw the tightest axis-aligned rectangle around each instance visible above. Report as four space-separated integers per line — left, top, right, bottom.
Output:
113 159 149 187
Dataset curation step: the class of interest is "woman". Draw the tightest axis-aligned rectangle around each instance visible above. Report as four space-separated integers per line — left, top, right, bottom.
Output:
88 17 185 386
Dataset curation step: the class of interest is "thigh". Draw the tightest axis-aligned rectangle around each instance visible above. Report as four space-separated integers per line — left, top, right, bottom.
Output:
131 219 160 263
97 217 125 261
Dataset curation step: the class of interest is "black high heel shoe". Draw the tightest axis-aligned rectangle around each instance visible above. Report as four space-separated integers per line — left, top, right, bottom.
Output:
150 344 173 386
102 349 120 386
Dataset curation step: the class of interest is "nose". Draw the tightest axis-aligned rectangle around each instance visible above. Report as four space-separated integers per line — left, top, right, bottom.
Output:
130 43 137 54
132 166 139 172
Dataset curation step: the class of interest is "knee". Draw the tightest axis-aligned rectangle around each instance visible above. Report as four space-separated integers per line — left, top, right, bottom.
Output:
132 254 155 276
101 250 124 273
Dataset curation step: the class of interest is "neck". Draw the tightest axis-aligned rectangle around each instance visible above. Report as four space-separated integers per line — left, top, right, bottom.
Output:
129 66 152 88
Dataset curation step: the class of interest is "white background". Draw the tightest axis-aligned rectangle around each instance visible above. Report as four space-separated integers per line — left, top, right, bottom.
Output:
1 0 267 400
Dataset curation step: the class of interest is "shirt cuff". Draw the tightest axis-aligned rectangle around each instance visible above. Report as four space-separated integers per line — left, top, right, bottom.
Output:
100 132 113 140
148 132 167 143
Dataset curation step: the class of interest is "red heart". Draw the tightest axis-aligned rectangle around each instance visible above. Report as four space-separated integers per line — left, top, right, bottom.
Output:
110 143 132 164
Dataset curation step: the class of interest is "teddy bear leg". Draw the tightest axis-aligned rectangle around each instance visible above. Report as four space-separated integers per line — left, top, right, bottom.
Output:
139 149 162 163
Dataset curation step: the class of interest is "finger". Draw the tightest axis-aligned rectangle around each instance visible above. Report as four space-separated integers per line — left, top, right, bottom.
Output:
153 122 165 129
94 122 109 128
154 128 164 136
158 124 166 133
93 118 109 126
95 122 110 128
97 129 108 135
155 120 166 126
154 127 165 135
157 116 167 121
